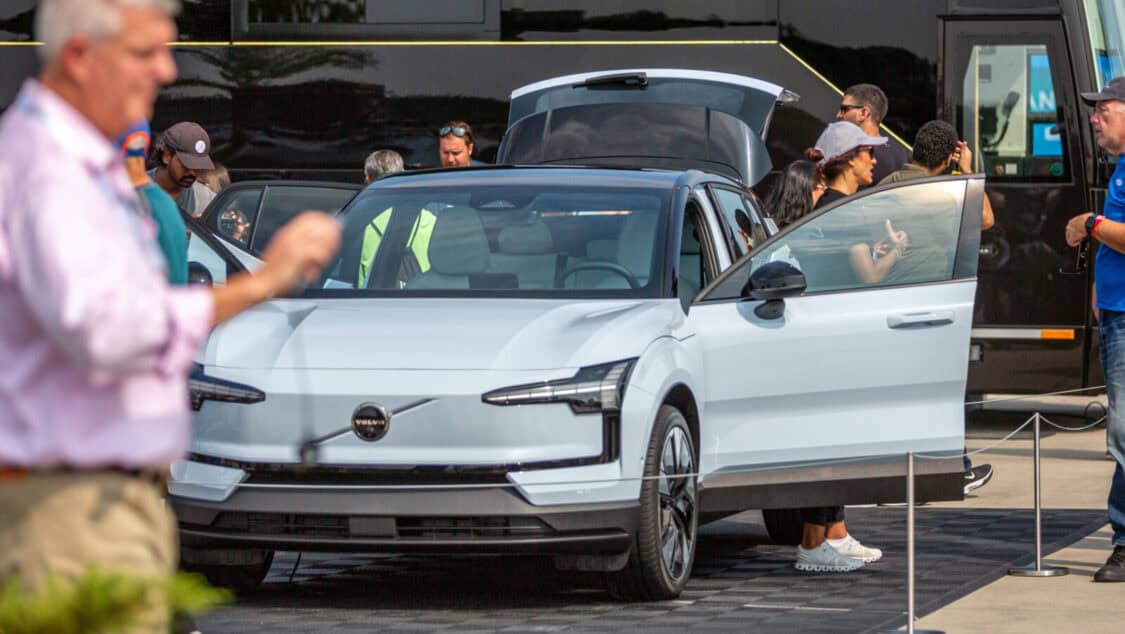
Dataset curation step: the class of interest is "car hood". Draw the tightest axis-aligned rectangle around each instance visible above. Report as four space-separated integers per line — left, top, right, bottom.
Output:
200 297 683 371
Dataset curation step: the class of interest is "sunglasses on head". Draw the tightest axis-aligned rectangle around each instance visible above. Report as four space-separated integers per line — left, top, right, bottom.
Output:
439 126 470 138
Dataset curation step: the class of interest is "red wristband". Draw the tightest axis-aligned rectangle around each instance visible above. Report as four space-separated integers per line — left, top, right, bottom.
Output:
1093 215 1107 237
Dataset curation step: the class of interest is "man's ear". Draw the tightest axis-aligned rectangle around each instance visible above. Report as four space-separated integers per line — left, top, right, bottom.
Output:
162 149 171 167
57 35 94 85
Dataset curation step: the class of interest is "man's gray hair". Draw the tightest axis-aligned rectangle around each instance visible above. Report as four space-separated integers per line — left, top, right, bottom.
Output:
364 149 404 181
35 0 180 63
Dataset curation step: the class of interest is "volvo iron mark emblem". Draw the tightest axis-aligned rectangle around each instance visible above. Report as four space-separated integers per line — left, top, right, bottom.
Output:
352 402 391 441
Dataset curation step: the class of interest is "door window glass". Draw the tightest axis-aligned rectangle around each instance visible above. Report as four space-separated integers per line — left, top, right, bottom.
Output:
249 186 357 254
209 188 262 248
710 186 767 257
958 43 1069 181
705 180 967 299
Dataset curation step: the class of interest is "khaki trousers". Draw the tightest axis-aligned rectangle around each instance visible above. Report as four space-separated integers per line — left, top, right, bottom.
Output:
0 470 176 633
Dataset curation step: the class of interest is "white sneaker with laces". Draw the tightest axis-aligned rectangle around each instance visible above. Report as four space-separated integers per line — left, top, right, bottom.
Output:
794 542 865 572
828 535 883 563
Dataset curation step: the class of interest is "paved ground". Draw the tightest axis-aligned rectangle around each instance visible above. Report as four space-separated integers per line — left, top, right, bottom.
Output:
195 413 1117 633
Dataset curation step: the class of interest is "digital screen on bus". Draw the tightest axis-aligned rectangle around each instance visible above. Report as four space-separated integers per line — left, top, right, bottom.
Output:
1028 53 1056 114
1031 122 1062 156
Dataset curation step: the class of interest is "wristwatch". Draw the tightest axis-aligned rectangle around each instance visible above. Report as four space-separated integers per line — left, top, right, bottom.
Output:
1086 214 1104 237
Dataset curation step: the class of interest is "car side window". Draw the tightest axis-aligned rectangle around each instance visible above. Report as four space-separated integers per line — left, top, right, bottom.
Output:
210 188 262 248
704 180 969 300
710 186 766 258
678 202 714 311
249 186 358 255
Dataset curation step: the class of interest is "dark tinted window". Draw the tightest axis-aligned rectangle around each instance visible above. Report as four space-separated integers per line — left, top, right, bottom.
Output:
177 0 232 41
250 186 357 253
501 103 748 182
207 188 264 248
509 76 778 134
237 0 500 39
501 1 776 40
0 1 34 41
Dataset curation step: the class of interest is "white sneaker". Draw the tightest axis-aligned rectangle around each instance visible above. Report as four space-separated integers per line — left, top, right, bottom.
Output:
828 535 883 563
794 542 865 572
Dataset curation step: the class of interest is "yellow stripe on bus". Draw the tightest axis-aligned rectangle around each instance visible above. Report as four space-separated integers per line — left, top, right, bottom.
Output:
777 42 912 151
0 39 778 47
1040 329 1075 340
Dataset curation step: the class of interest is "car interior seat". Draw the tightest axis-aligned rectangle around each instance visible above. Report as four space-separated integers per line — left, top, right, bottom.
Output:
488 221 559 289
406 206 492 289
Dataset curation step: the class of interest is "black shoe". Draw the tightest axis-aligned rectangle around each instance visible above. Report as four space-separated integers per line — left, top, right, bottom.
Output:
963 464 993 495
1094 545 1125 582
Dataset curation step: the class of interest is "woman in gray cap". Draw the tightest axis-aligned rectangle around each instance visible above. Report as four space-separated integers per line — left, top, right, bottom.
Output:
808 121 910 284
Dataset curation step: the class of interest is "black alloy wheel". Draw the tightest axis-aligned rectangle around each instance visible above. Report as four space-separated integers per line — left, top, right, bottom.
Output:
607 405 698 600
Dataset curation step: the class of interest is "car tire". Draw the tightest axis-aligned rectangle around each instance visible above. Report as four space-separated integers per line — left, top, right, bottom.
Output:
180 548 274 594
606 405 698 601
762 508 804 546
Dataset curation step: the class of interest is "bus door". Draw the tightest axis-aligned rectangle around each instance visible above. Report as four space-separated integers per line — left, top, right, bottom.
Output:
941 18 1093 395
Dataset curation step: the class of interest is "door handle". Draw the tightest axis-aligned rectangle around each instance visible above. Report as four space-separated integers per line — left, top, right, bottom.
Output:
887 311 955 329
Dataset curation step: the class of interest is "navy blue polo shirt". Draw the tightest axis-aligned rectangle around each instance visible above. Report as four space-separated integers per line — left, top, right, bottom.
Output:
1097 157 1125 310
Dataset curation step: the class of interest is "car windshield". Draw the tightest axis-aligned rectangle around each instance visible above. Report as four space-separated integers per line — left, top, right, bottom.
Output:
302 182 671 298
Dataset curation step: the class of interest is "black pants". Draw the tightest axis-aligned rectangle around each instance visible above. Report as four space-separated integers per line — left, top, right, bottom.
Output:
801 505 845 525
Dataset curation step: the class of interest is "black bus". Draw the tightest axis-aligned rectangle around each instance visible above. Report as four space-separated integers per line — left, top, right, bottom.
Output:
3 0 1122 405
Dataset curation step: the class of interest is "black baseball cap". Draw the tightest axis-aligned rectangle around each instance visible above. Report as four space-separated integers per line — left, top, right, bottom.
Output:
1081 76 1125 105
162 121 214 170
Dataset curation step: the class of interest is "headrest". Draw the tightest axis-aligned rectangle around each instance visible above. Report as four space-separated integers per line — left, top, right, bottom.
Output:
615 211 659 280
429 206 490 275
498 222 553 254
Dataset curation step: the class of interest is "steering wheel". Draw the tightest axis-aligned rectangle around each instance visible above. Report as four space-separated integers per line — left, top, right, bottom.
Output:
559 262 641 289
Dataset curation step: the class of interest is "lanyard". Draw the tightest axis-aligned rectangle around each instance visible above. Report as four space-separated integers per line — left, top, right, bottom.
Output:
15 87 166 274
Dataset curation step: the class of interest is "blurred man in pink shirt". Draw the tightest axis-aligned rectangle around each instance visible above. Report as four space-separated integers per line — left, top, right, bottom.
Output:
0 0 340 628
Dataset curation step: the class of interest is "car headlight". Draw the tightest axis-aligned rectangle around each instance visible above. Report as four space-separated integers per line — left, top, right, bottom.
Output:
481 358 637 414
189 363 266 411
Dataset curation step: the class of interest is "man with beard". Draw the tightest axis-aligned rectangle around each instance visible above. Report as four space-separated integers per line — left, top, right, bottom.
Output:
150 120 216 217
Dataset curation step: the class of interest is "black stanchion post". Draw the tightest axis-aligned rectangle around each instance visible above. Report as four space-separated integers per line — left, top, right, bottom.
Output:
1008 412 1069 577
883 452 943 634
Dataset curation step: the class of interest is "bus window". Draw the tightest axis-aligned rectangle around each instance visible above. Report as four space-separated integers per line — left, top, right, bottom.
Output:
958 44 1069 182
236 0 501 39
1084 0 1125 89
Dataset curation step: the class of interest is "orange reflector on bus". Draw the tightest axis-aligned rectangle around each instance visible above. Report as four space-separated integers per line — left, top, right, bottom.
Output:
1040 329 1075 340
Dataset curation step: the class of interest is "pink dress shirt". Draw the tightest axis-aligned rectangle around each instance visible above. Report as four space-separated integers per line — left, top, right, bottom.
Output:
0 81 214 469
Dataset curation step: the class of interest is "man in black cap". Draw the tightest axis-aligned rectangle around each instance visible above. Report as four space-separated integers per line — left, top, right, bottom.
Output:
150 120 217 217
1065 75 1125 582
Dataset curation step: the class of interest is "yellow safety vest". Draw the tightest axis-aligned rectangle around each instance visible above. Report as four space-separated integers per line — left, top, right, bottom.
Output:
358 208 435 284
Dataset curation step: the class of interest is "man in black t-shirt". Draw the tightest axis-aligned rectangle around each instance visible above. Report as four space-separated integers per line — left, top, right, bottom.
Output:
836 84 910 187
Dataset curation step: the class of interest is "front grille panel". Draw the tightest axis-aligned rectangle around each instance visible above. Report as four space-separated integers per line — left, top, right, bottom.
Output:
396 516 552 539
209 512 555 540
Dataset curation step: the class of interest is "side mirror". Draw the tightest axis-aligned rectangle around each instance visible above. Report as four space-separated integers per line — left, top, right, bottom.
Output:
741 261 806 319
187 261 214 287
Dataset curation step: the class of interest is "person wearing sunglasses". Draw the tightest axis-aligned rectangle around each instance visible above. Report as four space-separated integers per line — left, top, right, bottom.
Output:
438 120 478 168
836 83 910 187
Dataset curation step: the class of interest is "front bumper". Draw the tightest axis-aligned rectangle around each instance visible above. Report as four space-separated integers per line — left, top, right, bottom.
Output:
171 485 638 554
